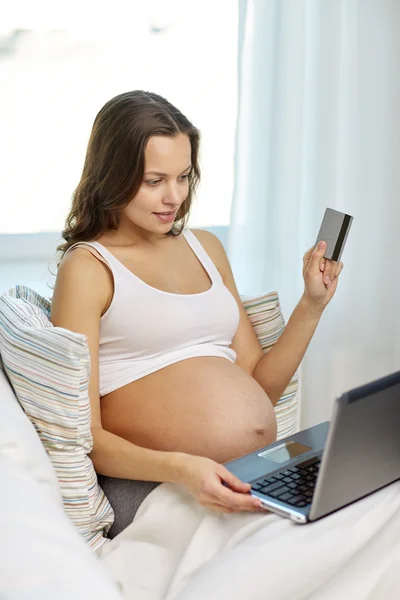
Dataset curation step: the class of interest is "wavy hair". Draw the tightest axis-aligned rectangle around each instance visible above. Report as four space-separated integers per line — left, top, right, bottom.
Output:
57 90 200 259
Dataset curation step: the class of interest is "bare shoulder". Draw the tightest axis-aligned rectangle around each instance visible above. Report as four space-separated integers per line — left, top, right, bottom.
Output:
59 245 105 268
190 228 230 278
51 246 112 324
190 228 223 249
56 246 111 284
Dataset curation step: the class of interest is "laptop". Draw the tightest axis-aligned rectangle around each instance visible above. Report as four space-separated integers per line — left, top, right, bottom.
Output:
224 370 400 523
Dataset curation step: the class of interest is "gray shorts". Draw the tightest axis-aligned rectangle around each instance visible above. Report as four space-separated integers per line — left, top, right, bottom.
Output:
97 475 161 539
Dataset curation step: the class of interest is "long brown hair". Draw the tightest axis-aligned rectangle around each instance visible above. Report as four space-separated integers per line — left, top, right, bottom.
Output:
57 90 201 258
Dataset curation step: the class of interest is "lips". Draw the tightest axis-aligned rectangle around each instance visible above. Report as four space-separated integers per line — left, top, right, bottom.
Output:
153 211 176 223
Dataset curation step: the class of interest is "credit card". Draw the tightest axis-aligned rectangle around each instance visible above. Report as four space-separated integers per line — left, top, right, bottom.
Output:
315 208 353 261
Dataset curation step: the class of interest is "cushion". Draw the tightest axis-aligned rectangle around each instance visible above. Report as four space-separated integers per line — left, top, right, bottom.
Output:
0 286 114 551
0 367 61 506
240 291 299 439
0 452 123 599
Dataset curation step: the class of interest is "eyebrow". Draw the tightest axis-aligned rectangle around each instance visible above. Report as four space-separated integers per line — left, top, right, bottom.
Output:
144 165 192 177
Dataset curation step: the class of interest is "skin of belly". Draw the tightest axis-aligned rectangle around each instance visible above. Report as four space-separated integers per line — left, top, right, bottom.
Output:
100 357 278 464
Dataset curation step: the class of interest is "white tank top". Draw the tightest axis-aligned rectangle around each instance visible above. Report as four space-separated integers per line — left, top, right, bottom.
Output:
66 228 240 396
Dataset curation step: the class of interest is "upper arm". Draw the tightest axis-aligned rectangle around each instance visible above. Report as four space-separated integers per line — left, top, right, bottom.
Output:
191 229 264 375
50 248 112 429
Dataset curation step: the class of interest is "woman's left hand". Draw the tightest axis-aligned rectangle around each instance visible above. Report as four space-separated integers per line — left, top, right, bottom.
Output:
302 241 344 312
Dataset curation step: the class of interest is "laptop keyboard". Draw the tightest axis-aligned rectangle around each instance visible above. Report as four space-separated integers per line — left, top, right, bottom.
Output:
251 456 321 509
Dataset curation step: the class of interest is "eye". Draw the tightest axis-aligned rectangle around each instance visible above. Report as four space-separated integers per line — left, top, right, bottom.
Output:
179 174 190 182
146 179 162 186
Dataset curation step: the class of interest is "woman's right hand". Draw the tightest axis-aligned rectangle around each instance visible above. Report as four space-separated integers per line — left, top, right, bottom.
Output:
177 454 264 514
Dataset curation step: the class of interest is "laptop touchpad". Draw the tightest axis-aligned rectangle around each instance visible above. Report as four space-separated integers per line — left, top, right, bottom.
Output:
258 441 312 463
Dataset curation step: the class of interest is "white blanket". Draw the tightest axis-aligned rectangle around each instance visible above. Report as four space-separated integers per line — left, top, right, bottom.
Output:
98 480 400 599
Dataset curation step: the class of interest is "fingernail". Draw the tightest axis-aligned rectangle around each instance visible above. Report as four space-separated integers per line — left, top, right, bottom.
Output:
320 263 325 271
318 241 325 250
324 276 330 285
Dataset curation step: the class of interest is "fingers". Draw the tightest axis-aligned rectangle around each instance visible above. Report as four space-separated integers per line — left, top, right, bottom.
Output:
204 467 260 512
195 463 270 515
304 241 326 277
303 246 315 262
208 499 269 515
199 484 260 512
323 260 344 288
206 503 234 514
213 483 261 512
304 240 344 290
209 494 261 513
217 465 251 493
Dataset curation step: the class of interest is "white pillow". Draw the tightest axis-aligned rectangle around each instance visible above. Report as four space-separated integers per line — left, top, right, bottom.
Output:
240 291 299 439
0 368 61 506
0 452 123 600
0 287 114 551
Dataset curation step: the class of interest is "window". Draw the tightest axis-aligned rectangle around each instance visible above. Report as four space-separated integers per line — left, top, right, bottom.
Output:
0 0 238 235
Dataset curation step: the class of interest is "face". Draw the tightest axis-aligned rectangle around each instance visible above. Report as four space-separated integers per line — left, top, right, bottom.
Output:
120 133 192 238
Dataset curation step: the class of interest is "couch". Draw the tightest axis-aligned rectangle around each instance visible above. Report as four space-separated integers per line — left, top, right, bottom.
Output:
2 286 400 599
0 363 123 599
0 287 299 598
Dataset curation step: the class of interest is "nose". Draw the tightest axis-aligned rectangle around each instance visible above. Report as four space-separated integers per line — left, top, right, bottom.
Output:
163 182 182 208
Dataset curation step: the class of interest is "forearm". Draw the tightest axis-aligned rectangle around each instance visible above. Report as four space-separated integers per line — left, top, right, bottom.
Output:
252 295 324 405
90 426 187 483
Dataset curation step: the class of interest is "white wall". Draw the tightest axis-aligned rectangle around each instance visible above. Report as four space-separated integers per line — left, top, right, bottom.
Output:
0 226 229 298
0 261 55 298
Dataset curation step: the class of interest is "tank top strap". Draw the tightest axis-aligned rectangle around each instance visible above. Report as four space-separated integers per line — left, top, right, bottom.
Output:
64 233 223 285
63 240 117 273
182 228 223 283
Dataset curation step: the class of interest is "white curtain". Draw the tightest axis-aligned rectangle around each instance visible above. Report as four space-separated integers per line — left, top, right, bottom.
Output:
228 0 400 428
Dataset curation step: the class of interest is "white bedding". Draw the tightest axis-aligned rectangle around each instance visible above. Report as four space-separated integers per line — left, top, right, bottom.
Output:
98 480 400 600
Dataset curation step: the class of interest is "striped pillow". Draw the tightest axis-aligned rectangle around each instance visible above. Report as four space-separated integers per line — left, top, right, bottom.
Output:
0 286 114 551
240 291 299 439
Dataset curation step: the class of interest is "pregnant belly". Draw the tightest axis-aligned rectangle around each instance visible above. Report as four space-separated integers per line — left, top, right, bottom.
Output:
100 357 278 463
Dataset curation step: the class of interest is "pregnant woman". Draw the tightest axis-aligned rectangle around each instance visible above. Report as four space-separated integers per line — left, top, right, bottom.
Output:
51 90 343 538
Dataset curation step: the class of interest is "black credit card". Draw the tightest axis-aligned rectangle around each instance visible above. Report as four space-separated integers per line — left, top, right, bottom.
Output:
315 208 353 262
